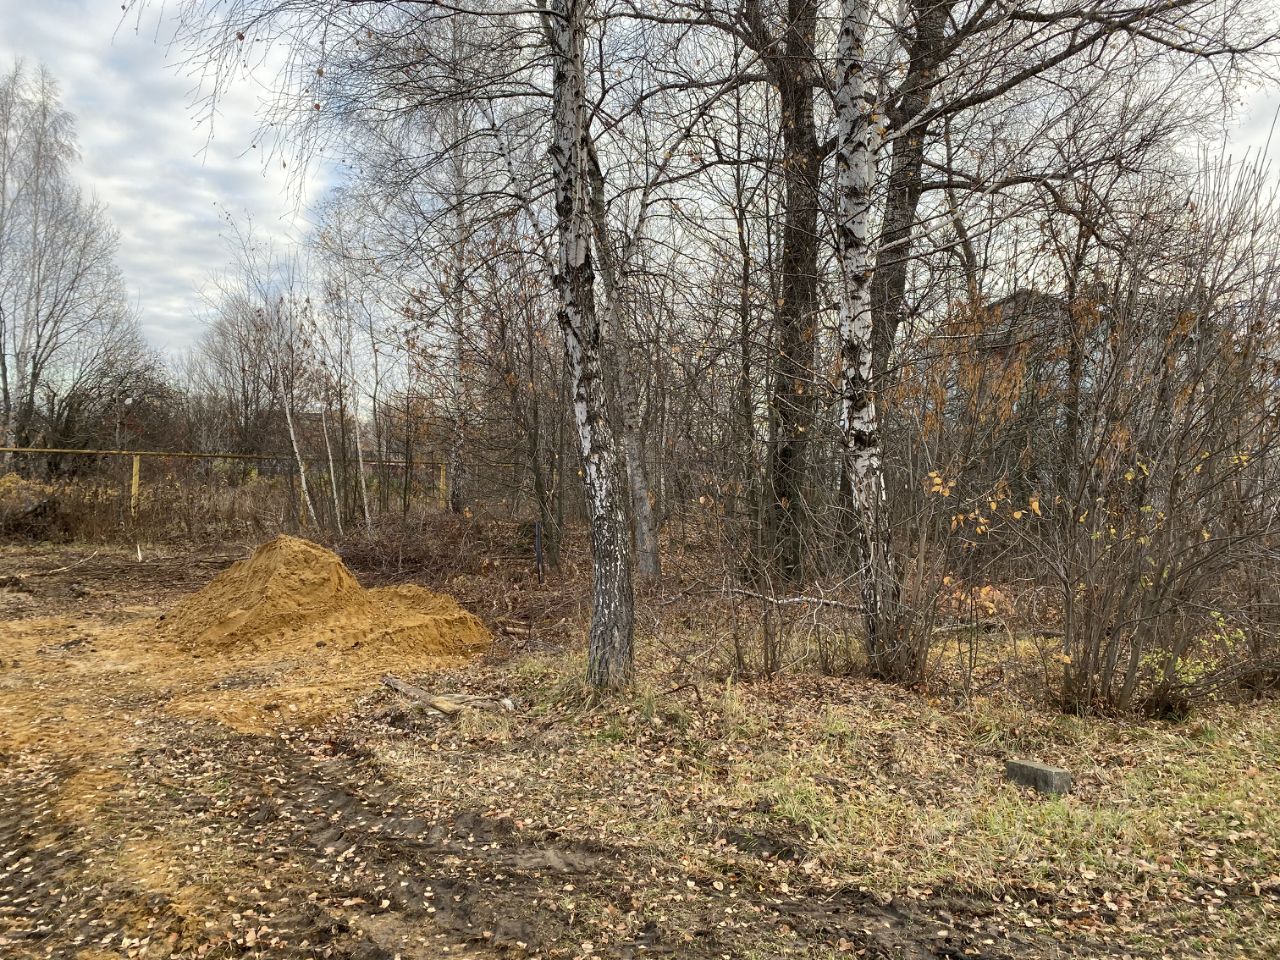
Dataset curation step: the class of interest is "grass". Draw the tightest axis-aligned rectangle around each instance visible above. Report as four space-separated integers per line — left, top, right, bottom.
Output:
10 535 1275 958
455 708 514 743
372 637 1280 956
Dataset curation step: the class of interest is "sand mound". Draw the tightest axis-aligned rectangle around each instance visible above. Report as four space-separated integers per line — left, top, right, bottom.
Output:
164 534 490 658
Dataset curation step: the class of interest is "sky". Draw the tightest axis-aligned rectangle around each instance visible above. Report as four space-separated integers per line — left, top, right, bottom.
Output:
0 0 329 355
0 0 1277 356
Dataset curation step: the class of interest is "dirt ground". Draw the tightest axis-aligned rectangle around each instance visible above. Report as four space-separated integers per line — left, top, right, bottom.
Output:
0 542 507 960
2 542 1279 960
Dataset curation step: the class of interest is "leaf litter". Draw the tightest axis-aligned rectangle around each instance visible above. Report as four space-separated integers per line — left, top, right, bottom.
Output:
2 540 1279 959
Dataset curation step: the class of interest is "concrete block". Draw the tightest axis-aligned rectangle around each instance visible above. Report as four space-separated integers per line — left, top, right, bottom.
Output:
1005 758 1071 795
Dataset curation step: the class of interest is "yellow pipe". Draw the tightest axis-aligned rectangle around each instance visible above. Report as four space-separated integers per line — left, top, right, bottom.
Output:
130 454 141 520
0 446 449 469
1 445 271 460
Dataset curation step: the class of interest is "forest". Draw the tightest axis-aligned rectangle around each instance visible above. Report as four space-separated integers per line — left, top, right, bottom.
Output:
3 1 1280 957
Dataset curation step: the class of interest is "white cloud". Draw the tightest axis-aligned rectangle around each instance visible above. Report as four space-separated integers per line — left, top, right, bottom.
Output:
0 0 327 354
1228 85 1280 162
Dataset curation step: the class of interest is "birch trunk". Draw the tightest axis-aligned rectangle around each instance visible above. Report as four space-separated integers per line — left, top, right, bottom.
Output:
321 404 344 537
283 394 318 531
835 0 913 682
548 0 634 689
352 397 372 531
586 158 660 583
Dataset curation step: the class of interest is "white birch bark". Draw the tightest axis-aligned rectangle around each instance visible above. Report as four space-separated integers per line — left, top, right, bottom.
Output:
548 0 634 689
352 396 372 532
835 0 913 680
282 394 318 530
588 183 661 583
321 404 344 537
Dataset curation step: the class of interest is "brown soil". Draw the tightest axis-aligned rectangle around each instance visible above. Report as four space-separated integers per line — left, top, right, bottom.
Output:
1 540 505 960
164 534 490 659
1 536 491 741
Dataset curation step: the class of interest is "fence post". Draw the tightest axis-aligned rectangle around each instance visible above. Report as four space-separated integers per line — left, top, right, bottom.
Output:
130 454 141 521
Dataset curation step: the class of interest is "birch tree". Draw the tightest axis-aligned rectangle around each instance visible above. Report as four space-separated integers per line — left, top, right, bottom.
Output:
833 0 915 680
0 61 146 461
546 0 634 688
147 0 1280 695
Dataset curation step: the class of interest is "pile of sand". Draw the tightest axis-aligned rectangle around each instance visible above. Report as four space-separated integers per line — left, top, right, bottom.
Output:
163 534 490 658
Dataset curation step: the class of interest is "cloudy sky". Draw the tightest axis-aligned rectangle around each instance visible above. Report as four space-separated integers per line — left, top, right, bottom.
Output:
1 0 1277 356
0 0 329 355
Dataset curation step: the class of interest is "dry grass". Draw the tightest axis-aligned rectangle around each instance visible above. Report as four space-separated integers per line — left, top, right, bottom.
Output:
4 540 1279 958
370 641 1280 957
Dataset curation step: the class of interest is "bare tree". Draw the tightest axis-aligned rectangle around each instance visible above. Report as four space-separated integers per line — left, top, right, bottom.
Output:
0 60 150 465
546 0 635 687
139 0 1280 702
833 0 911 678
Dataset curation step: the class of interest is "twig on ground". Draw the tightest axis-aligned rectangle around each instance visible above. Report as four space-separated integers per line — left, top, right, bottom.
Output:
382 674 516 714
33 551 100 576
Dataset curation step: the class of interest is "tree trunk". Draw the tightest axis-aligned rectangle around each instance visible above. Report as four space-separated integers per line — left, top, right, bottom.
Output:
622 409 660 580
867 0 951 382
352 397 373 531
548 0 634 690
835 0 913 682
764 0 821 582
447 148 470 516
587 147 661 583
283 394 318 531
867 116 927 382
730 118 755 525
321 403 344 537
